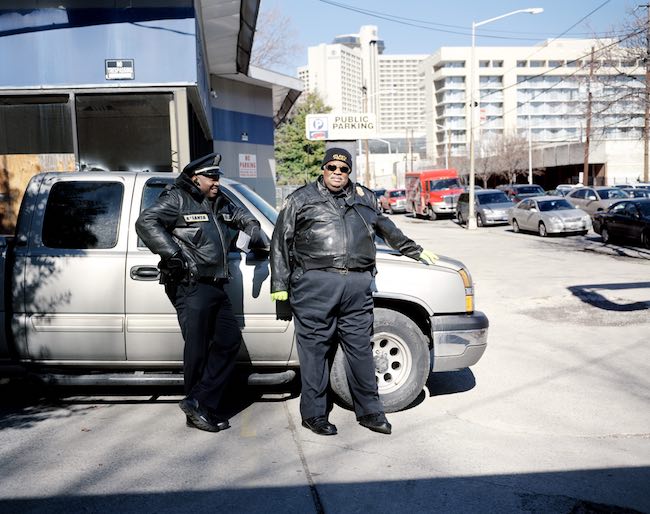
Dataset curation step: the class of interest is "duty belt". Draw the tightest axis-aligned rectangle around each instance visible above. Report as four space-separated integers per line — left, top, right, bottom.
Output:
321 267 370 274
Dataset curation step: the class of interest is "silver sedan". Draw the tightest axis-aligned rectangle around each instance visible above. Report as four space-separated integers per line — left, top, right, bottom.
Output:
508 196 592 237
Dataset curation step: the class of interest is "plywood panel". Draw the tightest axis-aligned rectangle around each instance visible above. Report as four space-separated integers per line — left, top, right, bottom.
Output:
0 154 75 234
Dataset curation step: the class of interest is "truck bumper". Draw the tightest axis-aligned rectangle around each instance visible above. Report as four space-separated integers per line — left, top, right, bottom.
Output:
430 311 489 372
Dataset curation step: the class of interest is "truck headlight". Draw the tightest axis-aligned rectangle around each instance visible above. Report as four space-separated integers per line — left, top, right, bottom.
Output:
458 268 474 313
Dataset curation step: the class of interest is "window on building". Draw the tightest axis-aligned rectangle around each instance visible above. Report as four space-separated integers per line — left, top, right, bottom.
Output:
479 60 490 68
530 60 545 67
517 60 527 68
42 181 123 249
492 61 503 68
0 95 73 154
548 60 563 68
76 93 172 172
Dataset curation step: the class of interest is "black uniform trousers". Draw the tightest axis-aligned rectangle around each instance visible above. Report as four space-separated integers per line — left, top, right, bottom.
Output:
290 269 383 420
166 281 241 411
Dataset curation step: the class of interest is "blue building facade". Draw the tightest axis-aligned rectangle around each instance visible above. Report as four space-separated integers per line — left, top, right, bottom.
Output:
0 1 299 232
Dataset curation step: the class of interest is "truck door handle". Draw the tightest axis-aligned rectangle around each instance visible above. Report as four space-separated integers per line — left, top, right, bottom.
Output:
130 266 160 281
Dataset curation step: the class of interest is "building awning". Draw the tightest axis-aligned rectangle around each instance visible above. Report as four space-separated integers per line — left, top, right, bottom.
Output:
198 0 260 76
248 66 303 126
197 1 302 125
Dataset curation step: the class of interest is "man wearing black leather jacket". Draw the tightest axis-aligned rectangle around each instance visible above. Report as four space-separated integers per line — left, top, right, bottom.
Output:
136 153 262 432
270 147 438 436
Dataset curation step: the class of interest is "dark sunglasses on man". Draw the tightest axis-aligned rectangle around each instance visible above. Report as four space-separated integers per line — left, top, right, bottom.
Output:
325 164 350 174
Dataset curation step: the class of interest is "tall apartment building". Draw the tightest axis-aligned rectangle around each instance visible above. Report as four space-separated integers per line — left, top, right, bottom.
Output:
298 26 427 144
422 39 644 183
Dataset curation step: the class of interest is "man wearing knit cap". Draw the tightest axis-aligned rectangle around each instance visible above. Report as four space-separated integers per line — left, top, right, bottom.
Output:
270 147 438 436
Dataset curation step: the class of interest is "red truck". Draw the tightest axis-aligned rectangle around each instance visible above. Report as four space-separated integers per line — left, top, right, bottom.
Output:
405 169 464 220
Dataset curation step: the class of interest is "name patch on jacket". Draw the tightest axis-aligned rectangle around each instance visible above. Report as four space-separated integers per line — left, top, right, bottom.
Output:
184 214 209 222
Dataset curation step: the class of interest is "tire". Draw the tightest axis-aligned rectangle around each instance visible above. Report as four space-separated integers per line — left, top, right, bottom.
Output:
330 308 430 413
601 225 610 244
427 206 437 221
579 230 588 236
477 213 484 227
538 222 548 237
512 219 520 233
388 205 394 215
457 211 464 225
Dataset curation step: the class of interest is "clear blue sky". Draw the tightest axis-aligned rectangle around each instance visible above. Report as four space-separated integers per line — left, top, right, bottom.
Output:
264 0 635 75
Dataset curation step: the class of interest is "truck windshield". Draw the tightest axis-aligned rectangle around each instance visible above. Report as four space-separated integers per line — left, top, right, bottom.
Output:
429 178 460 191
228 182 278 224
389 190 405 198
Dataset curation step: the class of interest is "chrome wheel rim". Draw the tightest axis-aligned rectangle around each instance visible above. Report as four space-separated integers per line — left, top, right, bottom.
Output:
372 331 413 395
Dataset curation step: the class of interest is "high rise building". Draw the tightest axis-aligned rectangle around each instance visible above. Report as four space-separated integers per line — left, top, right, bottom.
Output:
298 26 427 142
421 39 644 184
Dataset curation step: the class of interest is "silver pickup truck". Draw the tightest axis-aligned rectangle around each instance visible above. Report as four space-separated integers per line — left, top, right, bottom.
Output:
0 172 488 412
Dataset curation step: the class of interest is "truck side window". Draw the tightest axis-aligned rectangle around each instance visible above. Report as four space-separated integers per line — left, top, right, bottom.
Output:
42 181 123 249
138 178 175 247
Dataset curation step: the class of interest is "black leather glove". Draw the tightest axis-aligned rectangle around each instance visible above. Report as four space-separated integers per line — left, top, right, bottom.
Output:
249 226 270 251
159 251 188 283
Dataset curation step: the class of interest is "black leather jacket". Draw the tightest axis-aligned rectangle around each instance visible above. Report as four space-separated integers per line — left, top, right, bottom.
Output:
135 173 260 281
271 177 423 293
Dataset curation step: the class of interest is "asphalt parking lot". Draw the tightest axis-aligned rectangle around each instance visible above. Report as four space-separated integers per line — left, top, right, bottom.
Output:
1 215 649 514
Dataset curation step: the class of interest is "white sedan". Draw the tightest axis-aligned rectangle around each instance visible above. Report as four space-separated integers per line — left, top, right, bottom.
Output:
508 196 592 237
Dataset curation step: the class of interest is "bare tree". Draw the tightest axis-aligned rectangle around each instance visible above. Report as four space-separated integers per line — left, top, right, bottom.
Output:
492 132 530 184
251 2 302 72
475 137 501 187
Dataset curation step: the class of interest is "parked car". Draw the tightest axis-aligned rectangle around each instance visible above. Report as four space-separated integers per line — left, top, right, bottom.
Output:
373 188 387 200
456 189 513 227
555 184 580 192
592 198 650 248
497 184 545 203
0 172 489 413
614 183 650 191
379 188 407 214
545 188 570 197
627 189 650 198
508 196 591 237
566 187 630 216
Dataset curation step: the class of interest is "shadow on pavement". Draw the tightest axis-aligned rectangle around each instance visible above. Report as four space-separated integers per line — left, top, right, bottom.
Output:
0 371 299 431
427 368 476 397
0 467 647 514
568 282 650 312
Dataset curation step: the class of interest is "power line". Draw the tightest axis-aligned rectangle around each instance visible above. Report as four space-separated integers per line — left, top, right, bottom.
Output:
318 0 620 41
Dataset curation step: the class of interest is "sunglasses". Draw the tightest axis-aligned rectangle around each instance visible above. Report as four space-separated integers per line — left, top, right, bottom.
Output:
325 164 350 174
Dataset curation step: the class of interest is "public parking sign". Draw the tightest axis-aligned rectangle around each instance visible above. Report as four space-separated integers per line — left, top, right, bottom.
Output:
306 113 376 141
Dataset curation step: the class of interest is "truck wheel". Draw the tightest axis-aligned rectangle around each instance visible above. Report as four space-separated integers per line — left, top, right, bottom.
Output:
427 206 437 221
388 205 394 215
330 308 430 413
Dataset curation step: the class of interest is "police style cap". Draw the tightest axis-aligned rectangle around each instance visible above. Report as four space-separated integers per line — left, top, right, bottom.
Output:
182 152 222 178
321 147 352 171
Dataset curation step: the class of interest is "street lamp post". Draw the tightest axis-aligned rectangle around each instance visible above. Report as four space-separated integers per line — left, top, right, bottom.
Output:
467 7 543 230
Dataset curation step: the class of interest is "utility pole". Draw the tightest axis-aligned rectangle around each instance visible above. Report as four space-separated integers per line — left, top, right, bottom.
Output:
644 4 650 182
362 86 371 187
583 46 594 186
